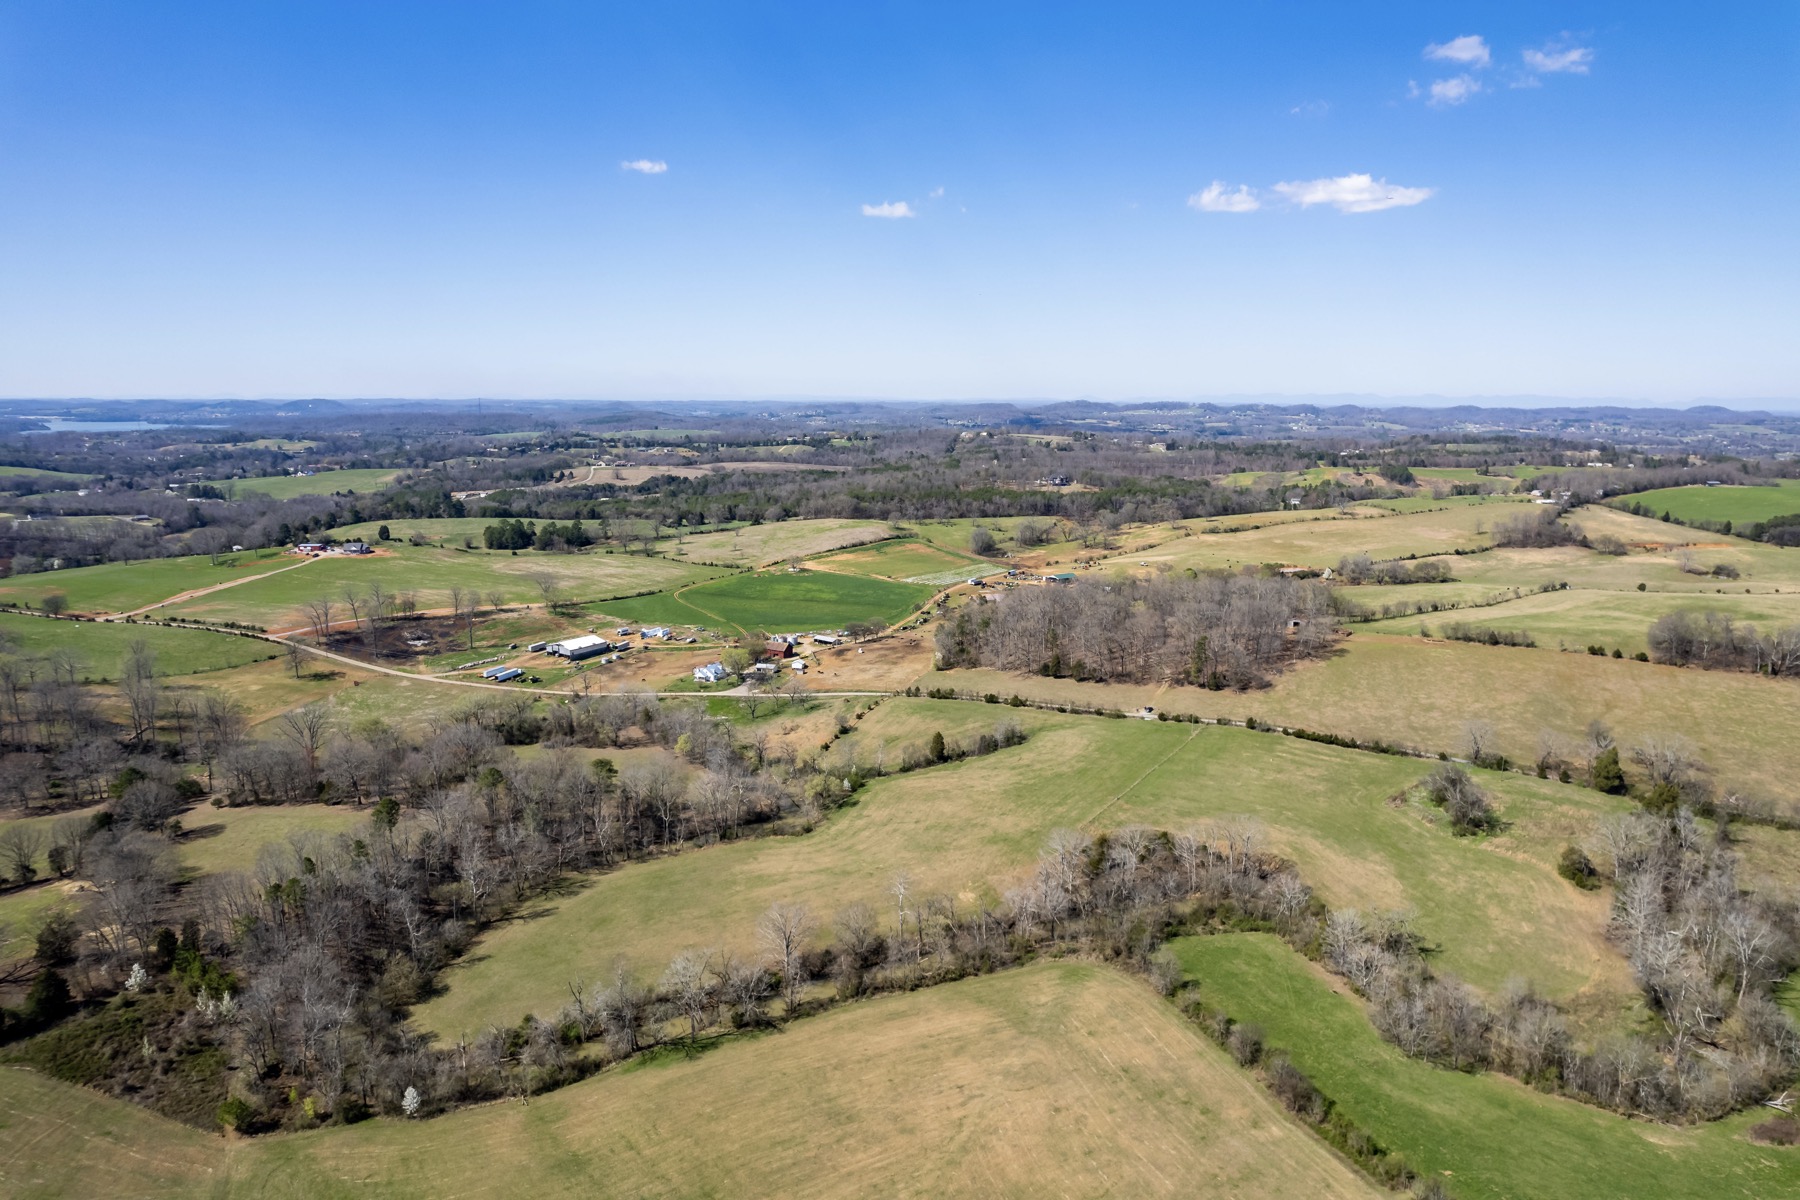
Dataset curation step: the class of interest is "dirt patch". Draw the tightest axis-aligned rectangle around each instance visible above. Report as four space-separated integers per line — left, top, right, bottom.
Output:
803 635 935 690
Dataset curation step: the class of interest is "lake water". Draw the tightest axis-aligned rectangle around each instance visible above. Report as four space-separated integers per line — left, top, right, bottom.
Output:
19 418 178 434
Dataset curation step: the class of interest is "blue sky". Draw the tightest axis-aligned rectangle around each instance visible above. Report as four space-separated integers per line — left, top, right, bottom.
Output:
0 2 1795 403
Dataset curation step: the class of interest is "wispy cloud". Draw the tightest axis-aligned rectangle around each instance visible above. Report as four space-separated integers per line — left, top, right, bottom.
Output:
1424 35 1491 68
928 186 945 199
861 201 916 219
1523 43 1594 74
1429 74 1483 106
1289 100 1330 118
620 159 668 174
1188 182 1260 214
1271 174 1434 214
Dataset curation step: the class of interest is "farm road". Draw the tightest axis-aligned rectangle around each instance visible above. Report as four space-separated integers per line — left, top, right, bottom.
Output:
105 554 318 620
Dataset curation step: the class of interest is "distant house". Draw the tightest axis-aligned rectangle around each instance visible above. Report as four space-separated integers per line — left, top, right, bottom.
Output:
547 634 610 661
1042 572 1076 585
812 634 842 645
339 542 372 555
642 626 673 639
693 662 729 683
764 639 795 659
295 542 326 553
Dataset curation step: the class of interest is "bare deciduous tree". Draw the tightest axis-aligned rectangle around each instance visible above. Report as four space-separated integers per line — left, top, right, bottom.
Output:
757 901 816 1015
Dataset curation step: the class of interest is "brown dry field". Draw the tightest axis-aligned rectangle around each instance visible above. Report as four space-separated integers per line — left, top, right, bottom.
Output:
800 633 935 690
0 964 1379 1199
930 632 1800 800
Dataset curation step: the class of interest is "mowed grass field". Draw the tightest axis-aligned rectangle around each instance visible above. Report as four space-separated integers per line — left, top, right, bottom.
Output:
0 551 298 614
0 614 278 679
204 468 403 499
1173 934 1799 1200
173 803 372 879
161 546 722 628
1616 480 1800 526
652 518 892 566
1364 588 1800 655
939 631 1800 800
0 963 1380 1199
597 570 935 635
417 703 1627 1039
1138 497 1534 573
811 537 995 583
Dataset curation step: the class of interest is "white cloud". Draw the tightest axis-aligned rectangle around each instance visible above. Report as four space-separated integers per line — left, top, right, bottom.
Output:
928 186 945 199
1271 173 1434 214
1428 74 1483 106
1188 181 1260 213
620 159 668 174
861 201 916 219
1424 35 1491 68
1290 100 1330 118
1523 44 1594 74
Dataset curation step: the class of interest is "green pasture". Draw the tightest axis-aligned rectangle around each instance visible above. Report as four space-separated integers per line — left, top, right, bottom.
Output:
1615 480 1800 527
0 465 94 482
174 803 375 879
0 551 296 615
162 546 722 628
1173 934 1798 1200
326 517 495 545
417 703 1627 1038
596 570 934 636
0 613 278 679
203 468 403 499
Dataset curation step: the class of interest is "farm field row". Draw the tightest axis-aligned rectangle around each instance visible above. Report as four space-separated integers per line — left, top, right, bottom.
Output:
1359 588 1800 655
0 963 1383 1199
1173 934 1798 1200
162 547 724 628
809 537 992 583
415 701 1629 1039
1134 497 1535 573
201 468 403 499
937 632 1800 800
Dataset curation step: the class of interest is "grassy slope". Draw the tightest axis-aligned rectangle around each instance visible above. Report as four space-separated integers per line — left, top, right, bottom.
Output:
1363 588 1800 656
597 570 935 636
417 704 1624 1038
0 552 297 614
811 537 992 582
1139 498 1533 573
0 964 1380 1200
203 468 402 499
162 546 720 627
1172 934 1799 1200
173 804 371 879
938 630 1800 801
0 613 278 680
652 518 893 567
1619 480 1800 525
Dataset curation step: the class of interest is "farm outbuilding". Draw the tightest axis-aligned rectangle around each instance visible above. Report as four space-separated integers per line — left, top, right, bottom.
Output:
547 634 610 661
